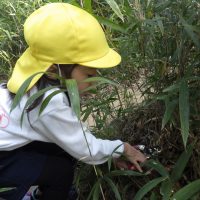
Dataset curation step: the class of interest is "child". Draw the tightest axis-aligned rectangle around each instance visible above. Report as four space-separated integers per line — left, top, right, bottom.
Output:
0 3 146 200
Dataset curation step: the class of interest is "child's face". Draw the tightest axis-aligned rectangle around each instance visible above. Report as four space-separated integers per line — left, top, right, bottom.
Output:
70 65 97 95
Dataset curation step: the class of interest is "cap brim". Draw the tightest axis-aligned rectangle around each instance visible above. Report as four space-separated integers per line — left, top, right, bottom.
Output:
7 48 121 94
7 48 52 94
79 48 121 68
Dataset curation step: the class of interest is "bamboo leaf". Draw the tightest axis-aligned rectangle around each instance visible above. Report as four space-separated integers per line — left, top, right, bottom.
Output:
171 179 200 200
84 0 92 13
48 0 59 2
0 187 15 193
156 94 169 101
92 181 100 200
160 179 172 200
95 15 126 33
103 177 121 200
87 180 101 200
105 0 124 22
67 0 81 7
82 107 93 122
155 15 164 36
39 89 67 115
150 192 158 200
82 77 118 85
180 17 200 49
163 83 180 93
1 28 12 41
111 143 124 156
81 77 118 93
10 72 44 112
65 79 80 119
162 99 178 129
179 80 190 147
107 156 113 172
170 144 193 183
109 170 144 177
134 177 165 200
154 1 171 12
147 0 152 8
80 82 102 94
186 76 200 82
20 86 59 126
144 159 169 177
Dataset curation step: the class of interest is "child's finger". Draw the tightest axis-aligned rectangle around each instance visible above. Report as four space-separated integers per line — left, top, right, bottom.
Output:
114 159 129 170
127 163 136 170
132 161 143 173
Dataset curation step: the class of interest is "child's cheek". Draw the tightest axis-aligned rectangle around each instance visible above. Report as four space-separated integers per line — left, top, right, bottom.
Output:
78 82 91 93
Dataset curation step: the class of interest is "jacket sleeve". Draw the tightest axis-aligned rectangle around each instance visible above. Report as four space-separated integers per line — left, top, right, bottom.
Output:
32 105 124 165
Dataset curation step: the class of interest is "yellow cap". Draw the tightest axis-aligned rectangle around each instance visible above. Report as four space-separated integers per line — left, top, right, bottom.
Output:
7 3 121 94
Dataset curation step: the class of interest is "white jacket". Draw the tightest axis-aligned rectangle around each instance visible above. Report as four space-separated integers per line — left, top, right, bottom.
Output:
0 85 124 164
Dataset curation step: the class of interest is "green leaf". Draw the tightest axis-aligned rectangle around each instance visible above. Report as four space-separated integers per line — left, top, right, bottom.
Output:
147 0 152 8
39 89 67 115
170 144 193 183
180 17 200 49
109 170 144 177
111 143 124 156
160 179 172 200
81 77 119 93
134 177 166 200
87 179 101 200
67 0 80 6
92 181 100 200
150 192 158 200
105 0 124 22
0 187 15 193
84 0 92 13
163 83 180 93
20 86 59 126
103 177 121 200
107 155 113 172
48 0 59 2
95 15 126 33
156 94 169 101
125 20 141 32
179 80 190 147
171 179 200 200
162 99 178 129
81 107 93 122
107 143 124 171
154 1 171 12
1 28 12 41
80 82 102 94
10 72 44 113
82 76 118 86
155 15 164 36
144 159 169 177
65 79 80 119
186 76 200 82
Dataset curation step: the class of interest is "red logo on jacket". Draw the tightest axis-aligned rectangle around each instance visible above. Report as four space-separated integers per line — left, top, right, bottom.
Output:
0 106 9 128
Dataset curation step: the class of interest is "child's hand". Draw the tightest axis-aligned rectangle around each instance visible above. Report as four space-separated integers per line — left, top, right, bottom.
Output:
113 158 136 170
123 142 147 172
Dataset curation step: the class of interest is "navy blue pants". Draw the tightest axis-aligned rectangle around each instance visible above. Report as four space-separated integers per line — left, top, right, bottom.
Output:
0 142 76 200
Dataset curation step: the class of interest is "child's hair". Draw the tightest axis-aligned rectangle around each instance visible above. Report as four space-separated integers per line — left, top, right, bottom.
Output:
5 64 76 112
